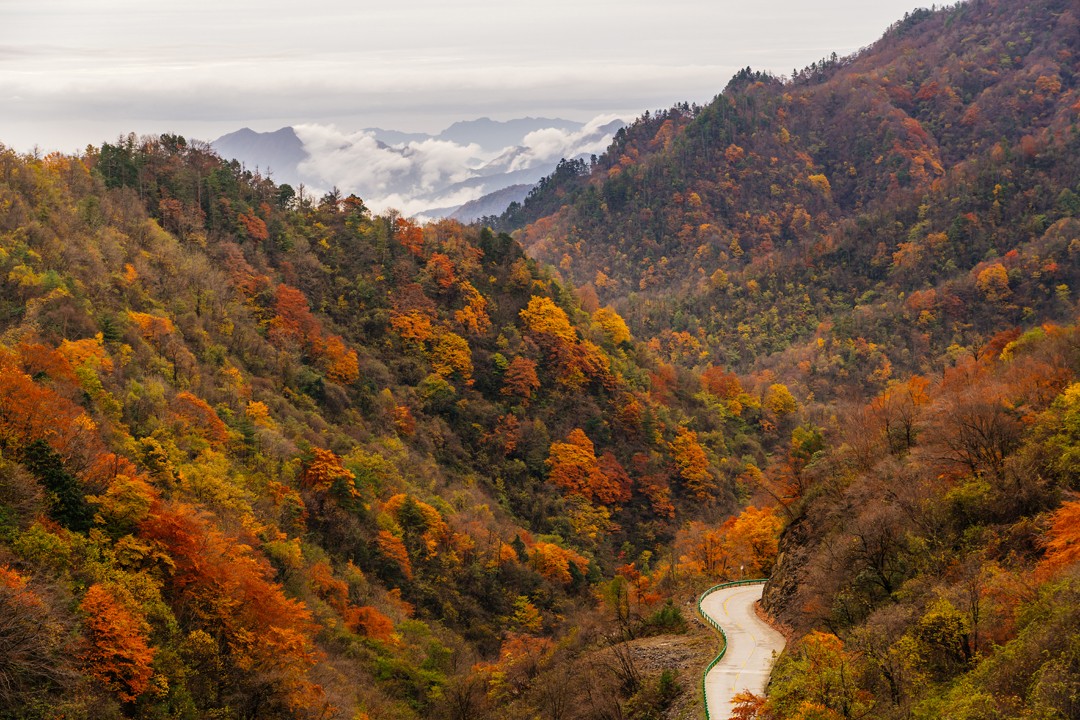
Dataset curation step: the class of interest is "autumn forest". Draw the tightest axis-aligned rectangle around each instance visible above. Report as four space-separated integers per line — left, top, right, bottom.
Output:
2 0 1080 719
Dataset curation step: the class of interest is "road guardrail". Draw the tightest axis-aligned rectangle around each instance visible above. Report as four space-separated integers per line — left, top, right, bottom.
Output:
697 579 769 720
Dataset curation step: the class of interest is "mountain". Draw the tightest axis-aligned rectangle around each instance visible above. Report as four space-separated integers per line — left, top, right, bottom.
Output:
451 184 533 222
5 2 1080 719
211 126 311 186
361 127 432 146
497 0 1080 717
0 129 768 719
438 116 584 151
211 116 624 219
504 0 1080 383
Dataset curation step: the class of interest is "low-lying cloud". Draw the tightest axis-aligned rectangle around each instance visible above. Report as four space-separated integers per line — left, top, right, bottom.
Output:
292 114 624 216
509 114 622 172
295 126 482 195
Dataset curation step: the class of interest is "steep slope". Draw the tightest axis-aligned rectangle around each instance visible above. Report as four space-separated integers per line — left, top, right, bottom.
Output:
489 2 1080 718
0 136 771 719
754 324 1080 719
506 0 1080 387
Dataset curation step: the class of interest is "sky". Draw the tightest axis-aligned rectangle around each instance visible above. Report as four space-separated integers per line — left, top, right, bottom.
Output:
2 0 927 154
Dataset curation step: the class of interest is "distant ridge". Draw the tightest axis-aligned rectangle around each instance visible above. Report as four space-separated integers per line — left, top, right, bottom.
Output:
450 184 533 223
210 116 624 218
438 117 583 151
211 127 309 187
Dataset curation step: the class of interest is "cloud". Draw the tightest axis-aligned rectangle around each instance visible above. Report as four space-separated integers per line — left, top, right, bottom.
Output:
401 138 488 190
294 124 490 213
295 125 410 193
1 0 927 153
510 114 623 172
383 185 489 219
291 114 625 216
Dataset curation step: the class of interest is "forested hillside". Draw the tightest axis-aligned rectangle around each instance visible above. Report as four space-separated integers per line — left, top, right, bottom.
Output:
492 0 1080 718
4 1 1080 719
503 0 1080 382
0 138 784 719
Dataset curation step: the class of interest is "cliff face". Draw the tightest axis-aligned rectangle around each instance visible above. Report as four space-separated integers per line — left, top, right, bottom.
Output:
762 511 810 631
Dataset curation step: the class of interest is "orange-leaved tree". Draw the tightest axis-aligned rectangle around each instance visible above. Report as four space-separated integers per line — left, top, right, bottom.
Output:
546 429 628 503
0 346 97 458
701 365 747 414
529 541 589 585
869 375 930 455
301 448 358 498
676 521 729 578
170 391 229 446
79 584 156 703
315 333 360 384
344 605 395 642
139 500 322 710
268 284 360 383
454 281 491 335
395 217 426 257
425 253 457 290
376 529 413 581
722 506 784 576
269 283 320 348
1036 500 1080 581
501 356 540 405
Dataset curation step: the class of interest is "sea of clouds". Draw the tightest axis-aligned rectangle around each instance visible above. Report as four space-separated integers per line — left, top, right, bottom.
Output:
292 114 623 216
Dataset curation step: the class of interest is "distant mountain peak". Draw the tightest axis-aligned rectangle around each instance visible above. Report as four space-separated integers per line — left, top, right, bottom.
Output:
211 126 309 186
212 115 624 217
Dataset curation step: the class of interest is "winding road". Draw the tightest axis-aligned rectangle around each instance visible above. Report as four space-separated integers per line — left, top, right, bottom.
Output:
699 582 786 719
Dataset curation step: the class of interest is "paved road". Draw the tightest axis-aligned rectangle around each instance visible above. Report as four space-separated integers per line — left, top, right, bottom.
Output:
699 583 786 720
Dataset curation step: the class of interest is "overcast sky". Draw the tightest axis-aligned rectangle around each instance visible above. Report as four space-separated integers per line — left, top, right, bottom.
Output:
2 0 926 153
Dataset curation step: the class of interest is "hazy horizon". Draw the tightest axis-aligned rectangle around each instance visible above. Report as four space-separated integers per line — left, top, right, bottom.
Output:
3 0 926 154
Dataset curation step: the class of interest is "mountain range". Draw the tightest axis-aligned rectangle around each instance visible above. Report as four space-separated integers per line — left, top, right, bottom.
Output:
212 116 624 220
3 1 1080 719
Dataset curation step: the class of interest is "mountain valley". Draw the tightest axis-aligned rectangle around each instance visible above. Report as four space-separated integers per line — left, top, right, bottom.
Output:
1 1 1080 719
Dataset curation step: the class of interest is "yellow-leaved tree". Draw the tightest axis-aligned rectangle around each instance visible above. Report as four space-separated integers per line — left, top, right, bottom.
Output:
593 306 631 345
670 426 716 501
520 296 577 345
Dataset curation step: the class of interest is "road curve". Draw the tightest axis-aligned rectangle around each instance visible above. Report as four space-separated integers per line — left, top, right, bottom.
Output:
699 583 786 720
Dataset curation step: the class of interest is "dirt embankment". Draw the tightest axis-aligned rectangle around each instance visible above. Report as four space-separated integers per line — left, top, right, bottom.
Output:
620 598 720 719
